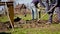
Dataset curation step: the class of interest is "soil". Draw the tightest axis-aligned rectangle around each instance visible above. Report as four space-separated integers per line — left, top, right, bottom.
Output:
0 19 59 32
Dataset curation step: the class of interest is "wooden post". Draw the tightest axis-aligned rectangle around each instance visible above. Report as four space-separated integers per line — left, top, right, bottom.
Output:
8 6 14 28
0 2 14 30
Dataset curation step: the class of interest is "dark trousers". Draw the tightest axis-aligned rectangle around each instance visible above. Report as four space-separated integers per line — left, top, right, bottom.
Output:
48 9 54 23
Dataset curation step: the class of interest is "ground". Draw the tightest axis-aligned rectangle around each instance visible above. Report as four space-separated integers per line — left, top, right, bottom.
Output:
0 13 60 34
0 24 60 34
11 24 60 34
0 7 59 34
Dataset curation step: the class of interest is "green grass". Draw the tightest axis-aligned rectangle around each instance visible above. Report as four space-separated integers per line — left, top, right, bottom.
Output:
10 24 60 34
0 7 60 34
15 14 32 20
0 14 32 22
15 13 49 20
0 14 60 34
0 16 9 22
0 13 56 22
41 13 49 20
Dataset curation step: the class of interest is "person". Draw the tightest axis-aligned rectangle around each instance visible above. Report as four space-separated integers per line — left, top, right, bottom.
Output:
14 0 45 20
44 0 57 24
14 0 38 20
23 0 45 20
46 0 60 24
31 0 45 20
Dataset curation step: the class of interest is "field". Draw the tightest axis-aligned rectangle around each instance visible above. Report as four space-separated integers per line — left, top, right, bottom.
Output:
11 24 60 34
0 13 60 34
0 6 60 34
0 24 60 34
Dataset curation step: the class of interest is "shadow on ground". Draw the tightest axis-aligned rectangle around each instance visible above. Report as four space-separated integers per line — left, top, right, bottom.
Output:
0 32 11 34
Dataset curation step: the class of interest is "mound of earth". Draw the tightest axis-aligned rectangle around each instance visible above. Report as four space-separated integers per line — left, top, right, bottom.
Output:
14 20 48 28
0 19 59 32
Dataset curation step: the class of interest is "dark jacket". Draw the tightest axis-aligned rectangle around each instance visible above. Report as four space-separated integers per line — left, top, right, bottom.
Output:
32 0 45 7
56 0 60 7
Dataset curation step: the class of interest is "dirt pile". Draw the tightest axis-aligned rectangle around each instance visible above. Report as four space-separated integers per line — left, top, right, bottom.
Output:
0 19 59 31
14 20 48 28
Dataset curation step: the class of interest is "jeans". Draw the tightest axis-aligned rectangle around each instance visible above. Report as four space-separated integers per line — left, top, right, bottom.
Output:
24 3 38 20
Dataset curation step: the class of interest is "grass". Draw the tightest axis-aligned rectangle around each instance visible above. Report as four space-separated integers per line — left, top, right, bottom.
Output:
0 14 32 22
15 13 49 20
41 13 49 20
15 14 32 20
0 16 9 22
0 12 60 34
10 14 60 34
9 24 60 34
0 13 57 22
